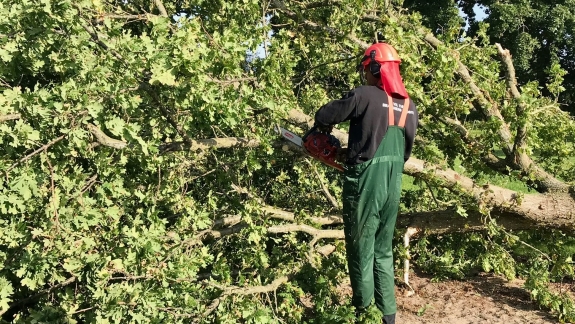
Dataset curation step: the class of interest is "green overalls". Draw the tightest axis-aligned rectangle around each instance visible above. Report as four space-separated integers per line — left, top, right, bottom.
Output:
342 96 410 316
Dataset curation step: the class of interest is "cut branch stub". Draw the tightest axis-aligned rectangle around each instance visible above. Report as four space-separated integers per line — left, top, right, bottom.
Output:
0 113 21 122
86 124 127 149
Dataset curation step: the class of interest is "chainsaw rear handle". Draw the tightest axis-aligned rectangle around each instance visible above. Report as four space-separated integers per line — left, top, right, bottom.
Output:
302 125 317 143
303 124 333 142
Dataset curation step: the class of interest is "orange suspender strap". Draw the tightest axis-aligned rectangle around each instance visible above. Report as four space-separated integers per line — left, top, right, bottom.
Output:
398 97 411 128
387 95 395 126
387 95 411 128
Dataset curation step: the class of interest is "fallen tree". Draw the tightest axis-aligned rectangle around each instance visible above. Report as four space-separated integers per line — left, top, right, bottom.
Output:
1 1 575 323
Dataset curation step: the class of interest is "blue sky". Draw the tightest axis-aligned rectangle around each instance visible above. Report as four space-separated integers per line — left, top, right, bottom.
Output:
465 4 488 27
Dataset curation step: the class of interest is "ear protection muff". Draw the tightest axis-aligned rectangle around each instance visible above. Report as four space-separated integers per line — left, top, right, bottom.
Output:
368 50 381 77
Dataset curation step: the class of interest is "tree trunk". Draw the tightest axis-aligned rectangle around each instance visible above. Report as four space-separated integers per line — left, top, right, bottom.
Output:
263 200 575 237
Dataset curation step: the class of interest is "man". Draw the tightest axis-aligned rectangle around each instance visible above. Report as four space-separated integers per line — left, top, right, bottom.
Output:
311 42 418 323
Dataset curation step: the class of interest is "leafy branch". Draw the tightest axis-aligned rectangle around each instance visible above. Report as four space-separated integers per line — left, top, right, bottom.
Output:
6 135 66 173
433 116 508 172
269 0 370 48
199 242 337 320
0 277 77 316
420 33 569 192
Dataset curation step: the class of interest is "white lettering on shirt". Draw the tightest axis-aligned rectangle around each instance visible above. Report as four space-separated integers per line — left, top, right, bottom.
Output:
382 102 414 115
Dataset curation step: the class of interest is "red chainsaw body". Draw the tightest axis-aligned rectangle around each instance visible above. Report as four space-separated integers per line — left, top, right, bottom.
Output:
303 131 343 171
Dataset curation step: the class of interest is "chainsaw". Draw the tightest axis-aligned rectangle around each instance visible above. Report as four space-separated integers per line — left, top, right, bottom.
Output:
276 125 344 171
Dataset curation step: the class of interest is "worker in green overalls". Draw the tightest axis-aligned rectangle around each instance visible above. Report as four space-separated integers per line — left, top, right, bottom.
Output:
312 43 419 324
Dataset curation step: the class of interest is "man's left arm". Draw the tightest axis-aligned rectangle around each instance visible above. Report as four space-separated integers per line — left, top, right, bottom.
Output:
404 102 419 162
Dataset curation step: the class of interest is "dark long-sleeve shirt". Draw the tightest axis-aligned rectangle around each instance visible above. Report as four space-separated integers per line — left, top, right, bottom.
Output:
314 85 418 165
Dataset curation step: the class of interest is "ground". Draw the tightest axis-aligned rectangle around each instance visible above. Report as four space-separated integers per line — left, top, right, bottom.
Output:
332 269 562 323
394 271 559 323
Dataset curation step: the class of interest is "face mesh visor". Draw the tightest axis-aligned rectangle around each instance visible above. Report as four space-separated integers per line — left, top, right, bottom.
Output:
356 55 370 83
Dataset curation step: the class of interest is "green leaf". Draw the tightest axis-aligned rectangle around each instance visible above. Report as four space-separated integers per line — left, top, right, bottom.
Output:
0 277 13 312
150 65 176 86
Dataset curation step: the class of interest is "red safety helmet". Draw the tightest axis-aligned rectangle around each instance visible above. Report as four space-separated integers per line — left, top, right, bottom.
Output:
357 42 408 98
361 43 401 65
357 42 401 81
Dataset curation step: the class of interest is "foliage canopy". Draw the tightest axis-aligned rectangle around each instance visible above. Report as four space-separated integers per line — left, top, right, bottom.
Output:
0 0 574 323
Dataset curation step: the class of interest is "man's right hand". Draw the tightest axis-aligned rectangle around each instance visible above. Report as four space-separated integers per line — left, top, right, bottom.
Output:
336 147 348 163
317 124 333 133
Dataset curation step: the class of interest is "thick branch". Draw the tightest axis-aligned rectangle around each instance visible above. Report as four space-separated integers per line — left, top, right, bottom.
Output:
262 205 343 225
404 158 575 228
267 224 345 239
197 216 345 244
161 137 261 152
169 207 345 253
286 109 348 146
154 0 168 17
262 206 542 235
495 43 529 161
263 201 575 238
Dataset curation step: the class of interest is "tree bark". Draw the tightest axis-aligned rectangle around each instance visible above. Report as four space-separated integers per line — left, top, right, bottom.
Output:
262 201 575 237
0 113 21 122
154 0 169 17
160 138 261 152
